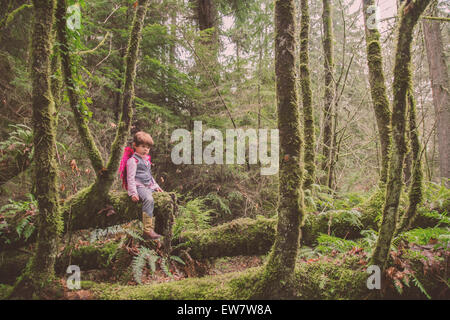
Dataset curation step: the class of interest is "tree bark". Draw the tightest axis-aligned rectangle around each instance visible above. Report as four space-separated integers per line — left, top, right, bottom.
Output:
321 0 335 185
10 0 62 298
362 0 392 185
300 0 316 190
370 0 431 271
422 13 450 187
254 0 305 299
397 91 423 233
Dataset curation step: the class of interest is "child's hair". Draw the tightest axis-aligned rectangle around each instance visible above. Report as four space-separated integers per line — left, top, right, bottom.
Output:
133 131 154 147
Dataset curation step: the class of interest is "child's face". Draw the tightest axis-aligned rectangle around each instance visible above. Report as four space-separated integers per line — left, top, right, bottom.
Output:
134 143 150 156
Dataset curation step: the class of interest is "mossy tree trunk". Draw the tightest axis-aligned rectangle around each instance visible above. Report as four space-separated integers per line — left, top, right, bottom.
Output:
362 0 392 185
253 0 305 299
299 0 315 190
397 90 423 232
370 0 431 271
321 0 335 187
55 0 105 175
11 0 63 298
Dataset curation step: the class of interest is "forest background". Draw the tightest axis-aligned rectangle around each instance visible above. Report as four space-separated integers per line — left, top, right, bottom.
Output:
0 0 449 300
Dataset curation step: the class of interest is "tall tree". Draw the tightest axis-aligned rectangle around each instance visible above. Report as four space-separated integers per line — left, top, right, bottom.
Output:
10 0 63 298
321 0 335 188
300 0 316 190
422 6 450 187
371 0 431 271
362 0 392 185
253 0 305 298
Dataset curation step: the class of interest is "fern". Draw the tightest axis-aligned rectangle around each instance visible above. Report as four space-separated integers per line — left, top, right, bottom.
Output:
160 257 172 278
170 255 185 265
131 252 148 285
411 275 431 299
131 247 159 285
173 197 213 238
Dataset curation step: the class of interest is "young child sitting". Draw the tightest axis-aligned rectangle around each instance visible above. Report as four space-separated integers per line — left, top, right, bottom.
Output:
126 131 163 240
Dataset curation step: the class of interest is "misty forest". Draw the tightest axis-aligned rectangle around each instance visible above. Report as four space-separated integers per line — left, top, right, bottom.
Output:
0 0 449 300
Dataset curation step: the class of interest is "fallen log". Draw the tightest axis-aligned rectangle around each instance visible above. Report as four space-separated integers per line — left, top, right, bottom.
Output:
173 216 277 260
89 260 371 300
0 191 177 250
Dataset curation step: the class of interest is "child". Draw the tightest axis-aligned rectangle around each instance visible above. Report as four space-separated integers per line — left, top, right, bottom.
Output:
127 131 163 240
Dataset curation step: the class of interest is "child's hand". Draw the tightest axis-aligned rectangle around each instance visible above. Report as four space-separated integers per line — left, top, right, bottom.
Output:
156 187 163 192
131 195 139 202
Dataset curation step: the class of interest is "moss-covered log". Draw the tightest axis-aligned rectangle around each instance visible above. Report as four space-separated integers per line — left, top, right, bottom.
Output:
371 0 431 270
362 0 392 184
173 217 277 260
0 242 121 285
299 0 316 190
1 191 177 250
90 259 370 300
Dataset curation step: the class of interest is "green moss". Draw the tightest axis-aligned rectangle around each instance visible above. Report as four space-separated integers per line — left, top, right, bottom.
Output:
176 216 276 259
56 241 120 272
371 0 432 269
92 267 263 300
302 209 363 245
90 257 371 300
0 284 13 300
299 0 316 190
363 0 392 184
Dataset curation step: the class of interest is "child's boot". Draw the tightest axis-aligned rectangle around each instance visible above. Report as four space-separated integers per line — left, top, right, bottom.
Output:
142 213 161 240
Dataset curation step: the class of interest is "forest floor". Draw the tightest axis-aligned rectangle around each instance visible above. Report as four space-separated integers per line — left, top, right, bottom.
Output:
60 254 266 300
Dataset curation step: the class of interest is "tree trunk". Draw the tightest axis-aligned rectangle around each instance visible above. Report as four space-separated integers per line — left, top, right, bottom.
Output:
362 0 392 185
423 13 450 187
55 0 105 175
320 0 334 185
300 0 316 190
370 0 431 271
253 0 305 299
196 0 217 45
397 91 423 233
10 0 62 298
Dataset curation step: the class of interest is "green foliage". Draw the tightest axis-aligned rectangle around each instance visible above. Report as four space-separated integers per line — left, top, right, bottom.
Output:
132 247 159 285
0 124 33 156
401 227 450 248
421 181 450 213
173 196 213 239
0 193 37 243
315 234 358 255
131 247 185 284
303 184 368 213
205 192 231 217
